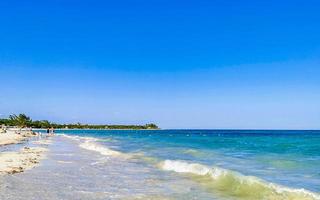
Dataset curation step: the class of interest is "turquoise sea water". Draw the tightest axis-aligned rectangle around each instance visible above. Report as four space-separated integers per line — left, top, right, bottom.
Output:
57 129 320 199
1 129 320 200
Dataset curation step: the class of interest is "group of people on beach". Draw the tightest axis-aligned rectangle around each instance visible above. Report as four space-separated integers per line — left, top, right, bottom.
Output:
46 127 55 136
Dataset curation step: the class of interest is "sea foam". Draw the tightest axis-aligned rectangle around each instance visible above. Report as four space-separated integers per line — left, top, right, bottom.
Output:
160 160 320 200
61 134 320 199
61 134 126 158
60 134 97 142
79 141 124 157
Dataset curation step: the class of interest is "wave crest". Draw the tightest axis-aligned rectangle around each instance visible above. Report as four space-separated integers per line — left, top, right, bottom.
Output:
60 134 97 142
160 160 320 200
61 134 129 158
79 141 126 157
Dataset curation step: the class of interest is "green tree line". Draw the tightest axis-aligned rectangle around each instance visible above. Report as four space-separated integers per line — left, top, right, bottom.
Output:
0 114 159 130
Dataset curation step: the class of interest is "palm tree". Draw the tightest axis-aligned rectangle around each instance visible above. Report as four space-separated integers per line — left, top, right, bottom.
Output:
9 114 32 127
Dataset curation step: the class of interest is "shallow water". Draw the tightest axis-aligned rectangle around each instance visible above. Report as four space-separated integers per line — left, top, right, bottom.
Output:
1 130 320 200
0 136 218 200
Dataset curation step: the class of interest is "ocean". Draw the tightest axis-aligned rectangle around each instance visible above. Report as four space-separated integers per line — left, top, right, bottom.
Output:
1 129 320 200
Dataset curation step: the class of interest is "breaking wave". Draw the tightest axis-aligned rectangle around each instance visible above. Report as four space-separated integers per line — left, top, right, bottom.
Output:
61 134 126 158
60 134 98 142
61 134 320 199
79 140 125 157
160 160 320 200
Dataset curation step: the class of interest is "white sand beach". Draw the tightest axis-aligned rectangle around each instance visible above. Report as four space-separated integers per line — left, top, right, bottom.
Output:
0 129 47 175
0 129 37 146
0 133 25 146
0 146 47 175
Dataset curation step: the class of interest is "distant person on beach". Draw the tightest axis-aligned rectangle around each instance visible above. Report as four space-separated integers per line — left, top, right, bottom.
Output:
50 127 55 135
46 128 50 134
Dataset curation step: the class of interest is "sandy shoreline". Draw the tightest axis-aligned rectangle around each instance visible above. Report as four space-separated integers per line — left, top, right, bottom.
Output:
0 133 25 146
0 130 48 175
0 130 37 146
0 147 47 175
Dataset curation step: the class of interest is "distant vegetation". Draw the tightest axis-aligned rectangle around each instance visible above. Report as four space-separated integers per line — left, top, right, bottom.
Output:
0 114 159 130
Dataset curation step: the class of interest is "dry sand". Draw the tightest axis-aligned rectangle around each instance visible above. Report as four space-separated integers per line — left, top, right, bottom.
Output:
0 133 25 146
0 130 47 175
0 130 37 146
0 146 47 175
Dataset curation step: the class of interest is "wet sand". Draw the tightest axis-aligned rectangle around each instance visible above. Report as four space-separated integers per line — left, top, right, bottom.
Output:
0 147 47 174
0 136 215 200
0 130 48 175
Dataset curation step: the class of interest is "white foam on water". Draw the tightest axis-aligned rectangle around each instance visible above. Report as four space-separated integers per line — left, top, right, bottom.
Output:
160 160 320 200
60 134 320 199
79 140 126 157
61 134 130 159
60 134 98 142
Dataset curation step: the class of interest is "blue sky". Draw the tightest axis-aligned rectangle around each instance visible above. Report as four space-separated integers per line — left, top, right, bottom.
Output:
0 0 319 129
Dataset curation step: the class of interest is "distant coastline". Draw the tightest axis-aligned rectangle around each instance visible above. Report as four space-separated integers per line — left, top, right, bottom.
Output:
33 128 160 131
0 114 159 130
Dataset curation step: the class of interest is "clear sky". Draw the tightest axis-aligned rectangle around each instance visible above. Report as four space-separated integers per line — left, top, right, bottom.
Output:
0 0 319 129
